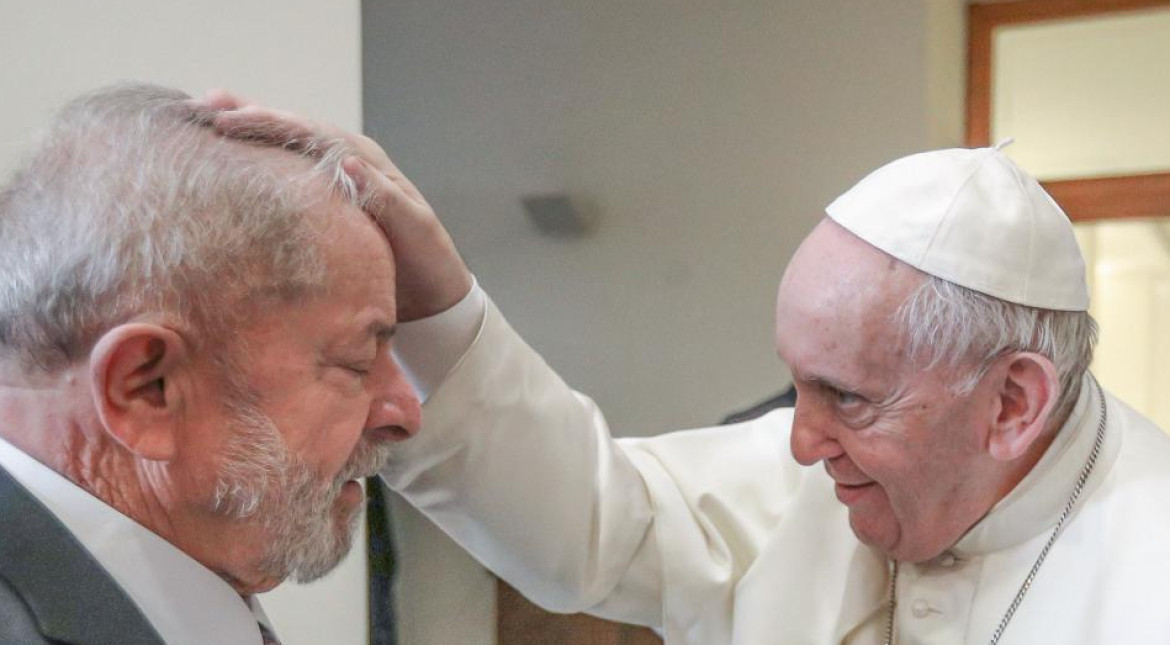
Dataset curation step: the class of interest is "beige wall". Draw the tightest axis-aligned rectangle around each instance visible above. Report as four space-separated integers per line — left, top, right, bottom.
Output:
0 2 365 644
363 1 964 643
364 0 964 438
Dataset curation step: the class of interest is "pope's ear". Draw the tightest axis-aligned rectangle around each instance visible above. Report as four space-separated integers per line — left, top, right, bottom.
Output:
986 352 1060 462
90 323 190 461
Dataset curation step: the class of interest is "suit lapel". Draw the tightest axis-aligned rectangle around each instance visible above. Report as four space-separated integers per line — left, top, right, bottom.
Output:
0 465 164 645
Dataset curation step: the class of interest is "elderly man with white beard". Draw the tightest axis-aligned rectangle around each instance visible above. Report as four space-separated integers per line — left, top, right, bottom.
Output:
205 98 1170 645
0 84 421 645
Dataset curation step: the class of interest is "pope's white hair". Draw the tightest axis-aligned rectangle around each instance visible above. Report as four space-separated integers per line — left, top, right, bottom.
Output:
896 275 1098 422
0 83 360 372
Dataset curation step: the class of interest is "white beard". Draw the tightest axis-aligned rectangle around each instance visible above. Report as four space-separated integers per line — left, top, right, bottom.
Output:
213 398 393 583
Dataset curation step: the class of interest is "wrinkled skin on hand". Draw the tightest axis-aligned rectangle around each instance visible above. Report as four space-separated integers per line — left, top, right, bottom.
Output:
196 89 473 321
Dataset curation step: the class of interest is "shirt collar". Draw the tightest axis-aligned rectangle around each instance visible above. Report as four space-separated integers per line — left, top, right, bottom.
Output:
951 373 1121 557
0 436 267 645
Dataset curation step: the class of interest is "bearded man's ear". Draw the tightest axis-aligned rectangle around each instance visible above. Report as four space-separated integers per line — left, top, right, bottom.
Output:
90 323 191 461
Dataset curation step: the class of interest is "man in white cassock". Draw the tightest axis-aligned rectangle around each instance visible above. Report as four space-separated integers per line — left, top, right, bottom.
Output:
211 101 1170 644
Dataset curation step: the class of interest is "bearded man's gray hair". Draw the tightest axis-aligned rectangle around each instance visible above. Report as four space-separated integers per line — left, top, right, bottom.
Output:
0 83 357 374
0 83 383 583
897 274 1098 423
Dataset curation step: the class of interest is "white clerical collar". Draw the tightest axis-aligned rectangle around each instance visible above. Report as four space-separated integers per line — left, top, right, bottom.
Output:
0 436 267 645
951 373 1123 557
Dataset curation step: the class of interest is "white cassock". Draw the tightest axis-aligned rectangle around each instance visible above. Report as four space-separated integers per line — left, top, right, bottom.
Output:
384 291 1170 644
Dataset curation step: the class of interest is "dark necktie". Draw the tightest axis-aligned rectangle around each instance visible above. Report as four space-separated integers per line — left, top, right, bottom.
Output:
258 622 282 645
366 476 399 645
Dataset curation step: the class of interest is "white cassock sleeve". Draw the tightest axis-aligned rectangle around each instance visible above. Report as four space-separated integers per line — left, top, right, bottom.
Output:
384 289 799 639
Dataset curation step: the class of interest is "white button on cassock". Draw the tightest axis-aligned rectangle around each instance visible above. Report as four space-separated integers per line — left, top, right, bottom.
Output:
911 599 932 619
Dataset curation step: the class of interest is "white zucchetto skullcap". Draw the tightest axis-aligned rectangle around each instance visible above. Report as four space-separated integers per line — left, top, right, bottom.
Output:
825 144 1089 312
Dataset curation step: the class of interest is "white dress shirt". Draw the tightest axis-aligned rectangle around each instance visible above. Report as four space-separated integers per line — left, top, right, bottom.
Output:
0 437 271 645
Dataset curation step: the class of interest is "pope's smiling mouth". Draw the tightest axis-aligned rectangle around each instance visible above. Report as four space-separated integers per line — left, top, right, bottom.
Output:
833 481 877 505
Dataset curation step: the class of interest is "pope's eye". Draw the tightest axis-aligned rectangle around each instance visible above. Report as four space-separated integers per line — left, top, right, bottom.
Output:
826 385 870 415
826 385 878 427
835 389 861 406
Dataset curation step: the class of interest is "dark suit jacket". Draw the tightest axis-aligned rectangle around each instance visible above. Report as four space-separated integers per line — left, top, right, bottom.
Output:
0 464 164 644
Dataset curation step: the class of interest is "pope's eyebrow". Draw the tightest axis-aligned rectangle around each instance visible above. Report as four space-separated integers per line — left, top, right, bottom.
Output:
805 374 859 395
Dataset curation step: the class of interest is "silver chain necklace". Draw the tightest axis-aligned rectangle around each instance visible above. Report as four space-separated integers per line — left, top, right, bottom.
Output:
882 377 1107 645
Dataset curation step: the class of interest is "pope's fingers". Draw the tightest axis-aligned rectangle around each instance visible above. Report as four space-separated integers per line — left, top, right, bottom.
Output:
191 92 402 179
210 107 322 151
346 153 432 213
344 157 413 228
377 155 426 202
198 89 256 111
342 156 472 320
212 106 399 172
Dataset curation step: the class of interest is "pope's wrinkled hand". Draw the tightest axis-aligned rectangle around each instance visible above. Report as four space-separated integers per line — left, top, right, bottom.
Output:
196 89 473 321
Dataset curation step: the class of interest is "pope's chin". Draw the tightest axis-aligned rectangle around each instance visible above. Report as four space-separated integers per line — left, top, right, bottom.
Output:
849 511 949 564
847 511 896 552
842 493 904 560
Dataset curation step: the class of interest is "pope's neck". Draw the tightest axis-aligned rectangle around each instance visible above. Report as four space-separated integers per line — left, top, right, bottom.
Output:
992 390 1078 508
924 391 1082 567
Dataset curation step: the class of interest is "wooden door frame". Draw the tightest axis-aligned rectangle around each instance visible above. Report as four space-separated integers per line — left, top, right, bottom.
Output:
966 0 1170 221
